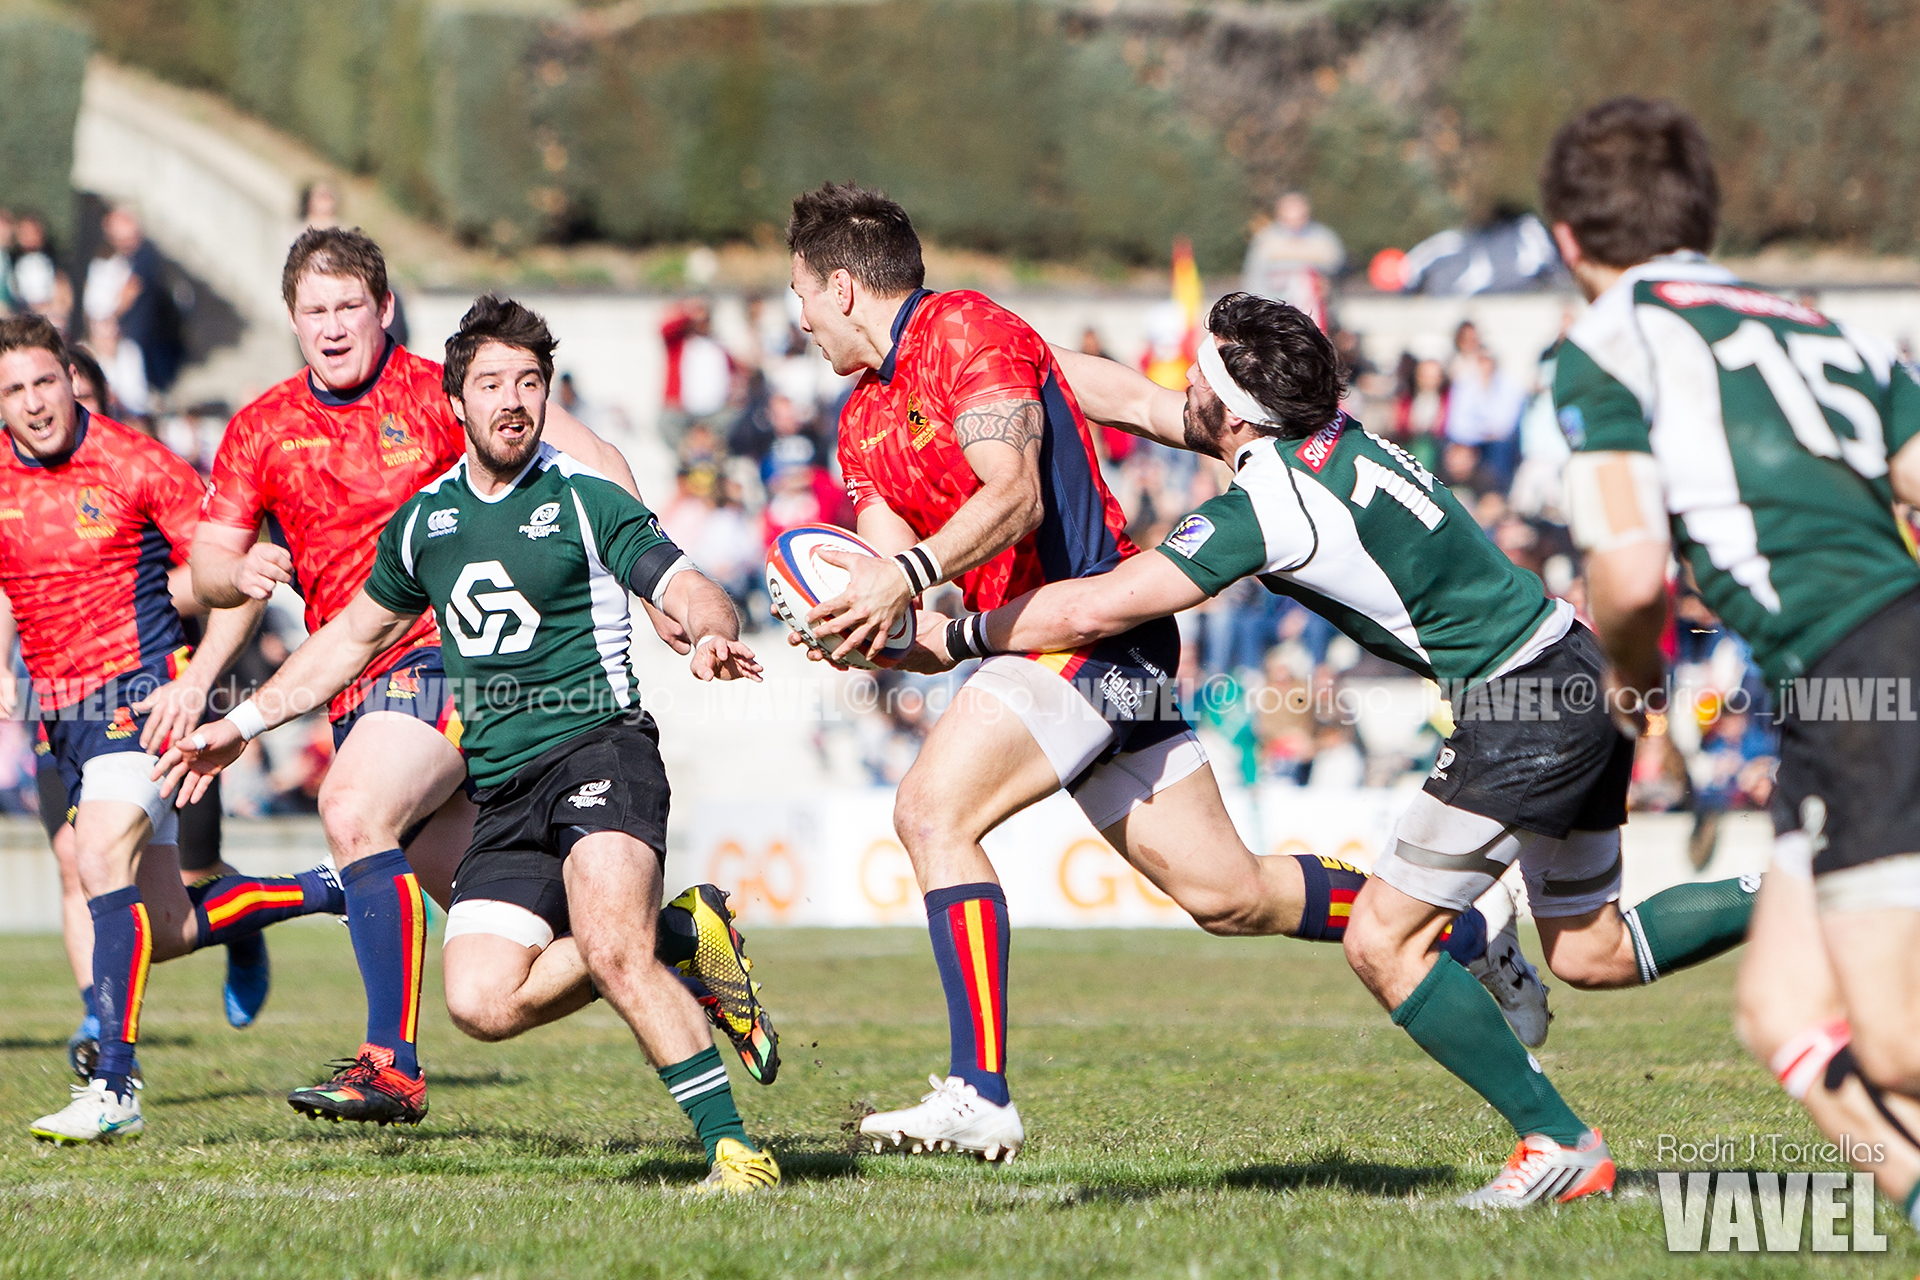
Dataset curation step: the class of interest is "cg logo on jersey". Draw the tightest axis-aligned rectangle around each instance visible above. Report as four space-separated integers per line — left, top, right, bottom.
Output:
447 560 541 657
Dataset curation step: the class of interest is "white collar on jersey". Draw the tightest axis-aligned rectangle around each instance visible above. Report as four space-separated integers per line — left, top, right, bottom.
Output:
1196 332 1283 430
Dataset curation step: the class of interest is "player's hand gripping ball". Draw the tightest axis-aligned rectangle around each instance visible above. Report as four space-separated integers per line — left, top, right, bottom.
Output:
766 525 917 670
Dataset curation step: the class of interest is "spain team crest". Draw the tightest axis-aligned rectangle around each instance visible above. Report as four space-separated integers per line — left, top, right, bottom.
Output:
75 486 116 539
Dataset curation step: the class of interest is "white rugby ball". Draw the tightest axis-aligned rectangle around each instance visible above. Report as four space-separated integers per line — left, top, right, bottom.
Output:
766 524 917 670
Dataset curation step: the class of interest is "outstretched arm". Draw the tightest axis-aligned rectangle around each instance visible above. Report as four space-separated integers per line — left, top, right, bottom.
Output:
657 567 761 682
984 549 1207 654
155 589 420 802
1050 346 1188 449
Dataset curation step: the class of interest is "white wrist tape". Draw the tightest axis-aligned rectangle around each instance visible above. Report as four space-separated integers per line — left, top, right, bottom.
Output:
693 634 726 655
1564 451 1670 553
226 699 269 743
894 543 943 596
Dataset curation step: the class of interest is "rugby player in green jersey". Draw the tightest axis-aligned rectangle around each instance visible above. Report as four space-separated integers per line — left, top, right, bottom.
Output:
161 297 780 1193
1548 97 1920 1225
913 291 1758 1207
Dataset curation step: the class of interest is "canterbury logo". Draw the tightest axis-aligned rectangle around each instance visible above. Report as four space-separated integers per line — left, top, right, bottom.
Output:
447 561 541 657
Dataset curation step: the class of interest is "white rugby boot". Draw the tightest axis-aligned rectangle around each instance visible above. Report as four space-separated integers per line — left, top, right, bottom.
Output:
1466 877 1552 1049
30 1079 144 1145
1458 1129 1616 1208
859 1075 1024 1163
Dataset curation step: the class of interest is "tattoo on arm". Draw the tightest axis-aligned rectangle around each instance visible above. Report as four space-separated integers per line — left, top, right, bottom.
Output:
954 398 1044 456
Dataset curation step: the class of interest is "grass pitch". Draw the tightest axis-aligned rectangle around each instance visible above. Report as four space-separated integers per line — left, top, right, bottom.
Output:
0 922 1905 1278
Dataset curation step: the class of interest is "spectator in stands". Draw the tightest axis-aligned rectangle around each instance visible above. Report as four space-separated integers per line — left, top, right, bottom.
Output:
1443 349 1526 492
88 208 185 395
87 314 150 418
1391 354 1449 474
1242 192 1344 328
660 298 733 442
0 209 14 312
10 214 70 334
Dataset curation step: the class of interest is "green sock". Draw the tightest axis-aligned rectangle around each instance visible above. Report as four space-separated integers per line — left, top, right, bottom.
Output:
1620 876 1758 984
659 1046 750 1161
1391 954 1589 1146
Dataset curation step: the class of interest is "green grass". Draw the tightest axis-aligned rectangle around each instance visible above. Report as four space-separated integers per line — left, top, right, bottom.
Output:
0 923 1906 1278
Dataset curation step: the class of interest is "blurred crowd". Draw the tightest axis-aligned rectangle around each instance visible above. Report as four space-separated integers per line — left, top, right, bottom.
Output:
0 189 1848 866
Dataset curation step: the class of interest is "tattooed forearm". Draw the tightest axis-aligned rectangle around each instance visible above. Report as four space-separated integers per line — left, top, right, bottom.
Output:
954 398 1044 455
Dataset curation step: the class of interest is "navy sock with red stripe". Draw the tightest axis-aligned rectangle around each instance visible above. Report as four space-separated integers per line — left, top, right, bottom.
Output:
88 885 152 1102
924 882 1011 1106
1287 855 1366 943
188 867 343 949
340 849 427 1079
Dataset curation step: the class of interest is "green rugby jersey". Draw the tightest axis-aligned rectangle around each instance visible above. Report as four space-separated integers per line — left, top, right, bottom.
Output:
1555 254 1920 683
364 443 691 788
1158 417 1566 685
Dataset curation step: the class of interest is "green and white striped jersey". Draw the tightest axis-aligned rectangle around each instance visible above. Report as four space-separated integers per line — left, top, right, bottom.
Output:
1158 418 1567 686
365 443 690 788
1556 254 1920 683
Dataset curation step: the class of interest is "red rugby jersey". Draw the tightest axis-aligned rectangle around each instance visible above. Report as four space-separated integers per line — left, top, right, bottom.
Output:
837 290 1134 610
0 410 199 709
204 342 460 716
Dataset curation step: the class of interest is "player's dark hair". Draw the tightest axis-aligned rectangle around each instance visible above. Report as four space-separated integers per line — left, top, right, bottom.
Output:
786 182 925 297
281 226 390 309
0 312 68 369
1206 293 1347 440
1540 97 1719 268
442 294 557 398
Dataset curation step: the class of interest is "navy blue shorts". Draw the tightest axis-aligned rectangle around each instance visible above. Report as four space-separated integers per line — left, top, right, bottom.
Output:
330 646 462 754
34 664 171 826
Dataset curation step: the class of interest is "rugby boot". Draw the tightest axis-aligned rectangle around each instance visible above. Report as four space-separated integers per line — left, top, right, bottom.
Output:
695 1137 782 1195
1458 1129 1616 1208
288 1043 427 1126
670 885 780 1085
860 1075 1024 1163
31 1079 143 1145
1466 886 1552 1049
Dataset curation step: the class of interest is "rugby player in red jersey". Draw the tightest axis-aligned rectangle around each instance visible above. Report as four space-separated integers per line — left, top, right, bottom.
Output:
187 230 775 1126
784 185 1525 1162
0 316 347 1145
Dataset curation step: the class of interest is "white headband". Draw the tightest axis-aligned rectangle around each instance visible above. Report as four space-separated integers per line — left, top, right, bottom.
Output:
1196 333 1281 428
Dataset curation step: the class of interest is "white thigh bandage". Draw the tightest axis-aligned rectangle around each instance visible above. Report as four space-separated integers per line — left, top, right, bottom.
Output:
1072 729 1210 832
965 655 1120 786
79 751 178 846
1368 792 1524 913
1520 827 1624 919
443 899 556 951
1563 451 1669 553
1814 854 1920 915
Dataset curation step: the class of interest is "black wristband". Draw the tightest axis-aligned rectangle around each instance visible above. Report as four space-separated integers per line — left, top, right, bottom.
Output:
945 613 992 661
895 546 940 596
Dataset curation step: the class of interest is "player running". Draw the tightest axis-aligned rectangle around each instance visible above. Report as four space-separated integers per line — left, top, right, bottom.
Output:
783 184 1533 1164
164 297 781 1192
0 315 348 1145
188 229 776 1126
1547 98 1920 1224
913 291 1759 1205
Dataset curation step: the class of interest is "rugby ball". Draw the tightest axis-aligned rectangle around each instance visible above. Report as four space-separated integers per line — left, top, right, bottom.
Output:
766 524 917 670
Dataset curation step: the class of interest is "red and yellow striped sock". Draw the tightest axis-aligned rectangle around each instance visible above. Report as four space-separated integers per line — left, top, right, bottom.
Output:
88 885 151 1100
340 849 427 1079
925 882 1011 1106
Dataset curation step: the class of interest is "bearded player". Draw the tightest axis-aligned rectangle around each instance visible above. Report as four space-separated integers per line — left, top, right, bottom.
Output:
0 315 347 1144
164 296 781 1192
782 184 1532 1163
1550 98 1920 1225
188 229 775 1127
